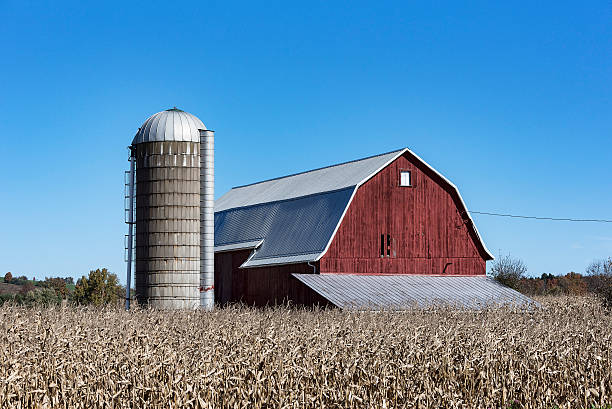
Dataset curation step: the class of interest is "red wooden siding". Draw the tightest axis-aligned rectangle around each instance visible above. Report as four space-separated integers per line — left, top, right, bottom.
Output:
319 152 487 275
215 251 327 306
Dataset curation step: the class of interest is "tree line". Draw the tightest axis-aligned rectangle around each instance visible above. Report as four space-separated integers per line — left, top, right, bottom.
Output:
1 268 125 307
490 255 612 309
3 258 611 309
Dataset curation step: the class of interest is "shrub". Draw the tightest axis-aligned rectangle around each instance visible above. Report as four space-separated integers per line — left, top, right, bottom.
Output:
19 282 35 295
26 288 62 306
489 254 527 290
3 272 12 283
0 288 61 307
597 282 612 311
11 276 30 286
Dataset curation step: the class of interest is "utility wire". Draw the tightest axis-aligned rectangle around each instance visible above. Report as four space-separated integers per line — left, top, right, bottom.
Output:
469 211 612 223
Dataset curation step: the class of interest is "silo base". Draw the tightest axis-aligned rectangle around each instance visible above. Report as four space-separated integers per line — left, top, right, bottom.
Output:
146 298 200 310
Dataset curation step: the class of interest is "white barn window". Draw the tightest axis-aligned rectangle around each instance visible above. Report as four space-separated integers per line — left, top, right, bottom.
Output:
400 171 411 187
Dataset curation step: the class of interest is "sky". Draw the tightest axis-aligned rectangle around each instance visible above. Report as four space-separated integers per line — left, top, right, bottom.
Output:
1 1 610 283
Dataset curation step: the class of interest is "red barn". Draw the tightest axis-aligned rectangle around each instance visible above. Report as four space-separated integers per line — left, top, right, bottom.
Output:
214 148 531 309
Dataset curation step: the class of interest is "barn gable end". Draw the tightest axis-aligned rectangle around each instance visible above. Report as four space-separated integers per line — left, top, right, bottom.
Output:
319 151 490 275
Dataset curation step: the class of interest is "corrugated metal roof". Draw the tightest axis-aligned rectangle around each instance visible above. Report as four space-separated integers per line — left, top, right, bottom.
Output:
292 274 537 310
215 149 403 212
133 108 206 144
215 188 354 267
214 147 494 268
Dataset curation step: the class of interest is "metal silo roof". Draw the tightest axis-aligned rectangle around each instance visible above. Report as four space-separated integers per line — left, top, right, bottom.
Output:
132 108 206 144
292 274 538 310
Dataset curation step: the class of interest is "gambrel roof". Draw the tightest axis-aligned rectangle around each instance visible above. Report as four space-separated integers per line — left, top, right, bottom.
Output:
214 148 493 268
215 150 402 212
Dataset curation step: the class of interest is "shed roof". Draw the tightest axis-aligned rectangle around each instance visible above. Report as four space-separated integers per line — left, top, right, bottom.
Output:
214 148 493 268
215 188 353 267
293 274 537 310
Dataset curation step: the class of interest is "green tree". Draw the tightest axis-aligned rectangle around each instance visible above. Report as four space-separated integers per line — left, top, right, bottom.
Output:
73 268 121 306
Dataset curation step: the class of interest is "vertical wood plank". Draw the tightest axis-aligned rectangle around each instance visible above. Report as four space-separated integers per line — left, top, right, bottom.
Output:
319 152 487 275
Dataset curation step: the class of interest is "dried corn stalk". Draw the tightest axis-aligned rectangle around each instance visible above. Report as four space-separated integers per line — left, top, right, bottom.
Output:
0 297 610 408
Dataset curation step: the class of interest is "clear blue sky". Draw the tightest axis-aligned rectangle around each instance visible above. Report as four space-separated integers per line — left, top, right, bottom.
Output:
1 1 610 283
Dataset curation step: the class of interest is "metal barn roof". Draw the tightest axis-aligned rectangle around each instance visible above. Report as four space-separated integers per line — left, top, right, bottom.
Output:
293 274 537 310
215 188 353 267
214 148 494 268
133 108 206 144
215 149 403 212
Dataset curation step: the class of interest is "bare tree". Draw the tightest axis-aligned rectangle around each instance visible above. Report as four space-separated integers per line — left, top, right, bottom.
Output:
489 254 527 291
585 258 612 276
585 257 612 311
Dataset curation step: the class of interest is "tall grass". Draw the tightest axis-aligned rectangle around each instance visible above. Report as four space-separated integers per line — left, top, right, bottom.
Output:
0 297 610 408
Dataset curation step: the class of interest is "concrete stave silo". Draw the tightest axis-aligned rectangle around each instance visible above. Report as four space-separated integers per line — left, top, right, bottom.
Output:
131 108 207 309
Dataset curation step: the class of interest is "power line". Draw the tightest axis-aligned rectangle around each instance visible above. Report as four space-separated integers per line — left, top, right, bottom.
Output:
469 211 612 223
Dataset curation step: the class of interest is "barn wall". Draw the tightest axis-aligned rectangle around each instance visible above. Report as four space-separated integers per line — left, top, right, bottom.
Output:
214 249 252 304
214 252 328 306
319 152 487 275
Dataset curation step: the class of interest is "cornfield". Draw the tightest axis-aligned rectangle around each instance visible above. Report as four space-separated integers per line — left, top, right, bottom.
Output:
1 297 610 408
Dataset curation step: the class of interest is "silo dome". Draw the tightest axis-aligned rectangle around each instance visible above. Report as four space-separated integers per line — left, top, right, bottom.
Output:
133 108 206 144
